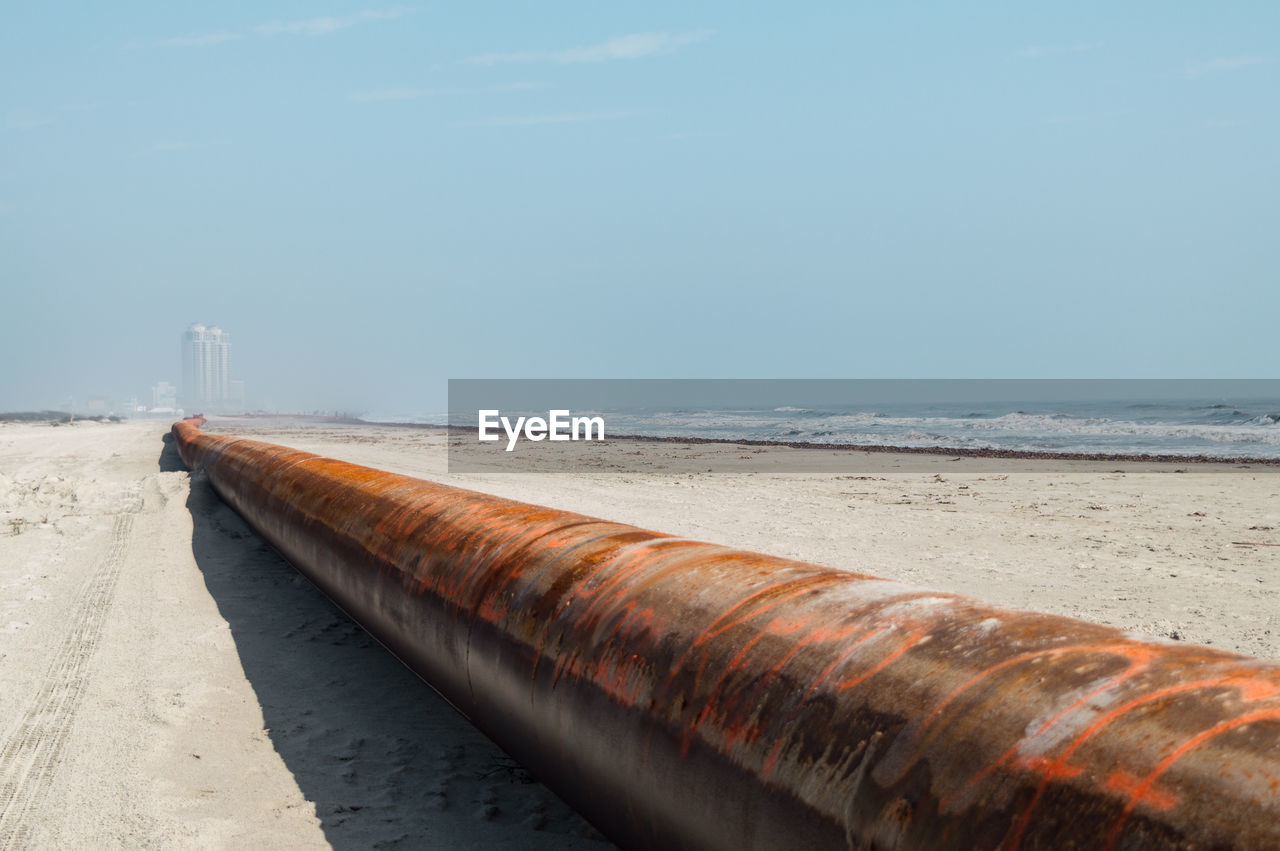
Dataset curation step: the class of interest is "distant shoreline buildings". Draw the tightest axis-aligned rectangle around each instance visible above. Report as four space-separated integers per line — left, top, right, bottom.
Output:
152 381 177 410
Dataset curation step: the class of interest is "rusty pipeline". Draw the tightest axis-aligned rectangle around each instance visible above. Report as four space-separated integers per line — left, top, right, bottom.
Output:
171 417 1280 850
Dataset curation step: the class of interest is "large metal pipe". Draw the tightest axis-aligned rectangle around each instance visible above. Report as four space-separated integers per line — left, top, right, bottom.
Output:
172 418 1280 850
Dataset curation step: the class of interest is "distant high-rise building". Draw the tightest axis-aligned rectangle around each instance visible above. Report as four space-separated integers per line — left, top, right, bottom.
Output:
152 381 177 410
181 323 231 409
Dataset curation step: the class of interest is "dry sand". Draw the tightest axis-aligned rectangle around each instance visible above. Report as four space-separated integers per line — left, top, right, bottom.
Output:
1 416 1277 848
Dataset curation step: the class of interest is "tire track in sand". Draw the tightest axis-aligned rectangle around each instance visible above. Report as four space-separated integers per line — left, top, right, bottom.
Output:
0 506 136 849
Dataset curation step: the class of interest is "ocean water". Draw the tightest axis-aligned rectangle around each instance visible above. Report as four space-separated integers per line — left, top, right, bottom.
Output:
375 394 1280 459
593 399 1280 459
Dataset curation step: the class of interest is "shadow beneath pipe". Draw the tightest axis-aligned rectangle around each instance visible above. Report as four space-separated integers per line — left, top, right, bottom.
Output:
161 433 611 850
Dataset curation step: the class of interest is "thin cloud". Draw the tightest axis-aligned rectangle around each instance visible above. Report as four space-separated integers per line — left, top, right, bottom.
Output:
142 8 407 48
1018 42 1099 60
158 31 243 47
5 113 54 131
255 9 409 37
351 81 547 102
1184 56 1272 79
467 30 712 66
452 111 629 128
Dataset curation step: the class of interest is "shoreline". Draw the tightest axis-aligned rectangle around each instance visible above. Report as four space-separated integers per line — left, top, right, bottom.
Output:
604 432 1280 466
281 418 1280 468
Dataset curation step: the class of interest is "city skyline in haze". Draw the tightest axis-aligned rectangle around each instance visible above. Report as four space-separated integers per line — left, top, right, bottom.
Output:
3 3 1277 413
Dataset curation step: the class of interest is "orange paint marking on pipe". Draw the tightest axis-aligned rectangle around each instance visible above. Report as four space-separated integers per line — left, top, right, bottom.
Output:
1104 707 1280 851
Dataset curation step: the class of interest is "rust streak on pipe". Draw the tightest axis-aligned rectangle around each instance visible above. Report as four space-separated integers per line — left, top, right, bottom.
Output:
172 417 1280 850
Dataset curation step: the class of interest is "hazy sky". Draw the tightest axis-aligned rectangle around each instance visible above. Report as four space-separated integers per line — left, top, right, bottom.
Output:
2 3 1276 412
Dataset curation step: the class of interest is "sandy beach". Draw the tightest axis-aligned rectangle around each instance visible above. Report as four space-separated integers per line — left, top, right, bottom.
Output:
1 417 1278 847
